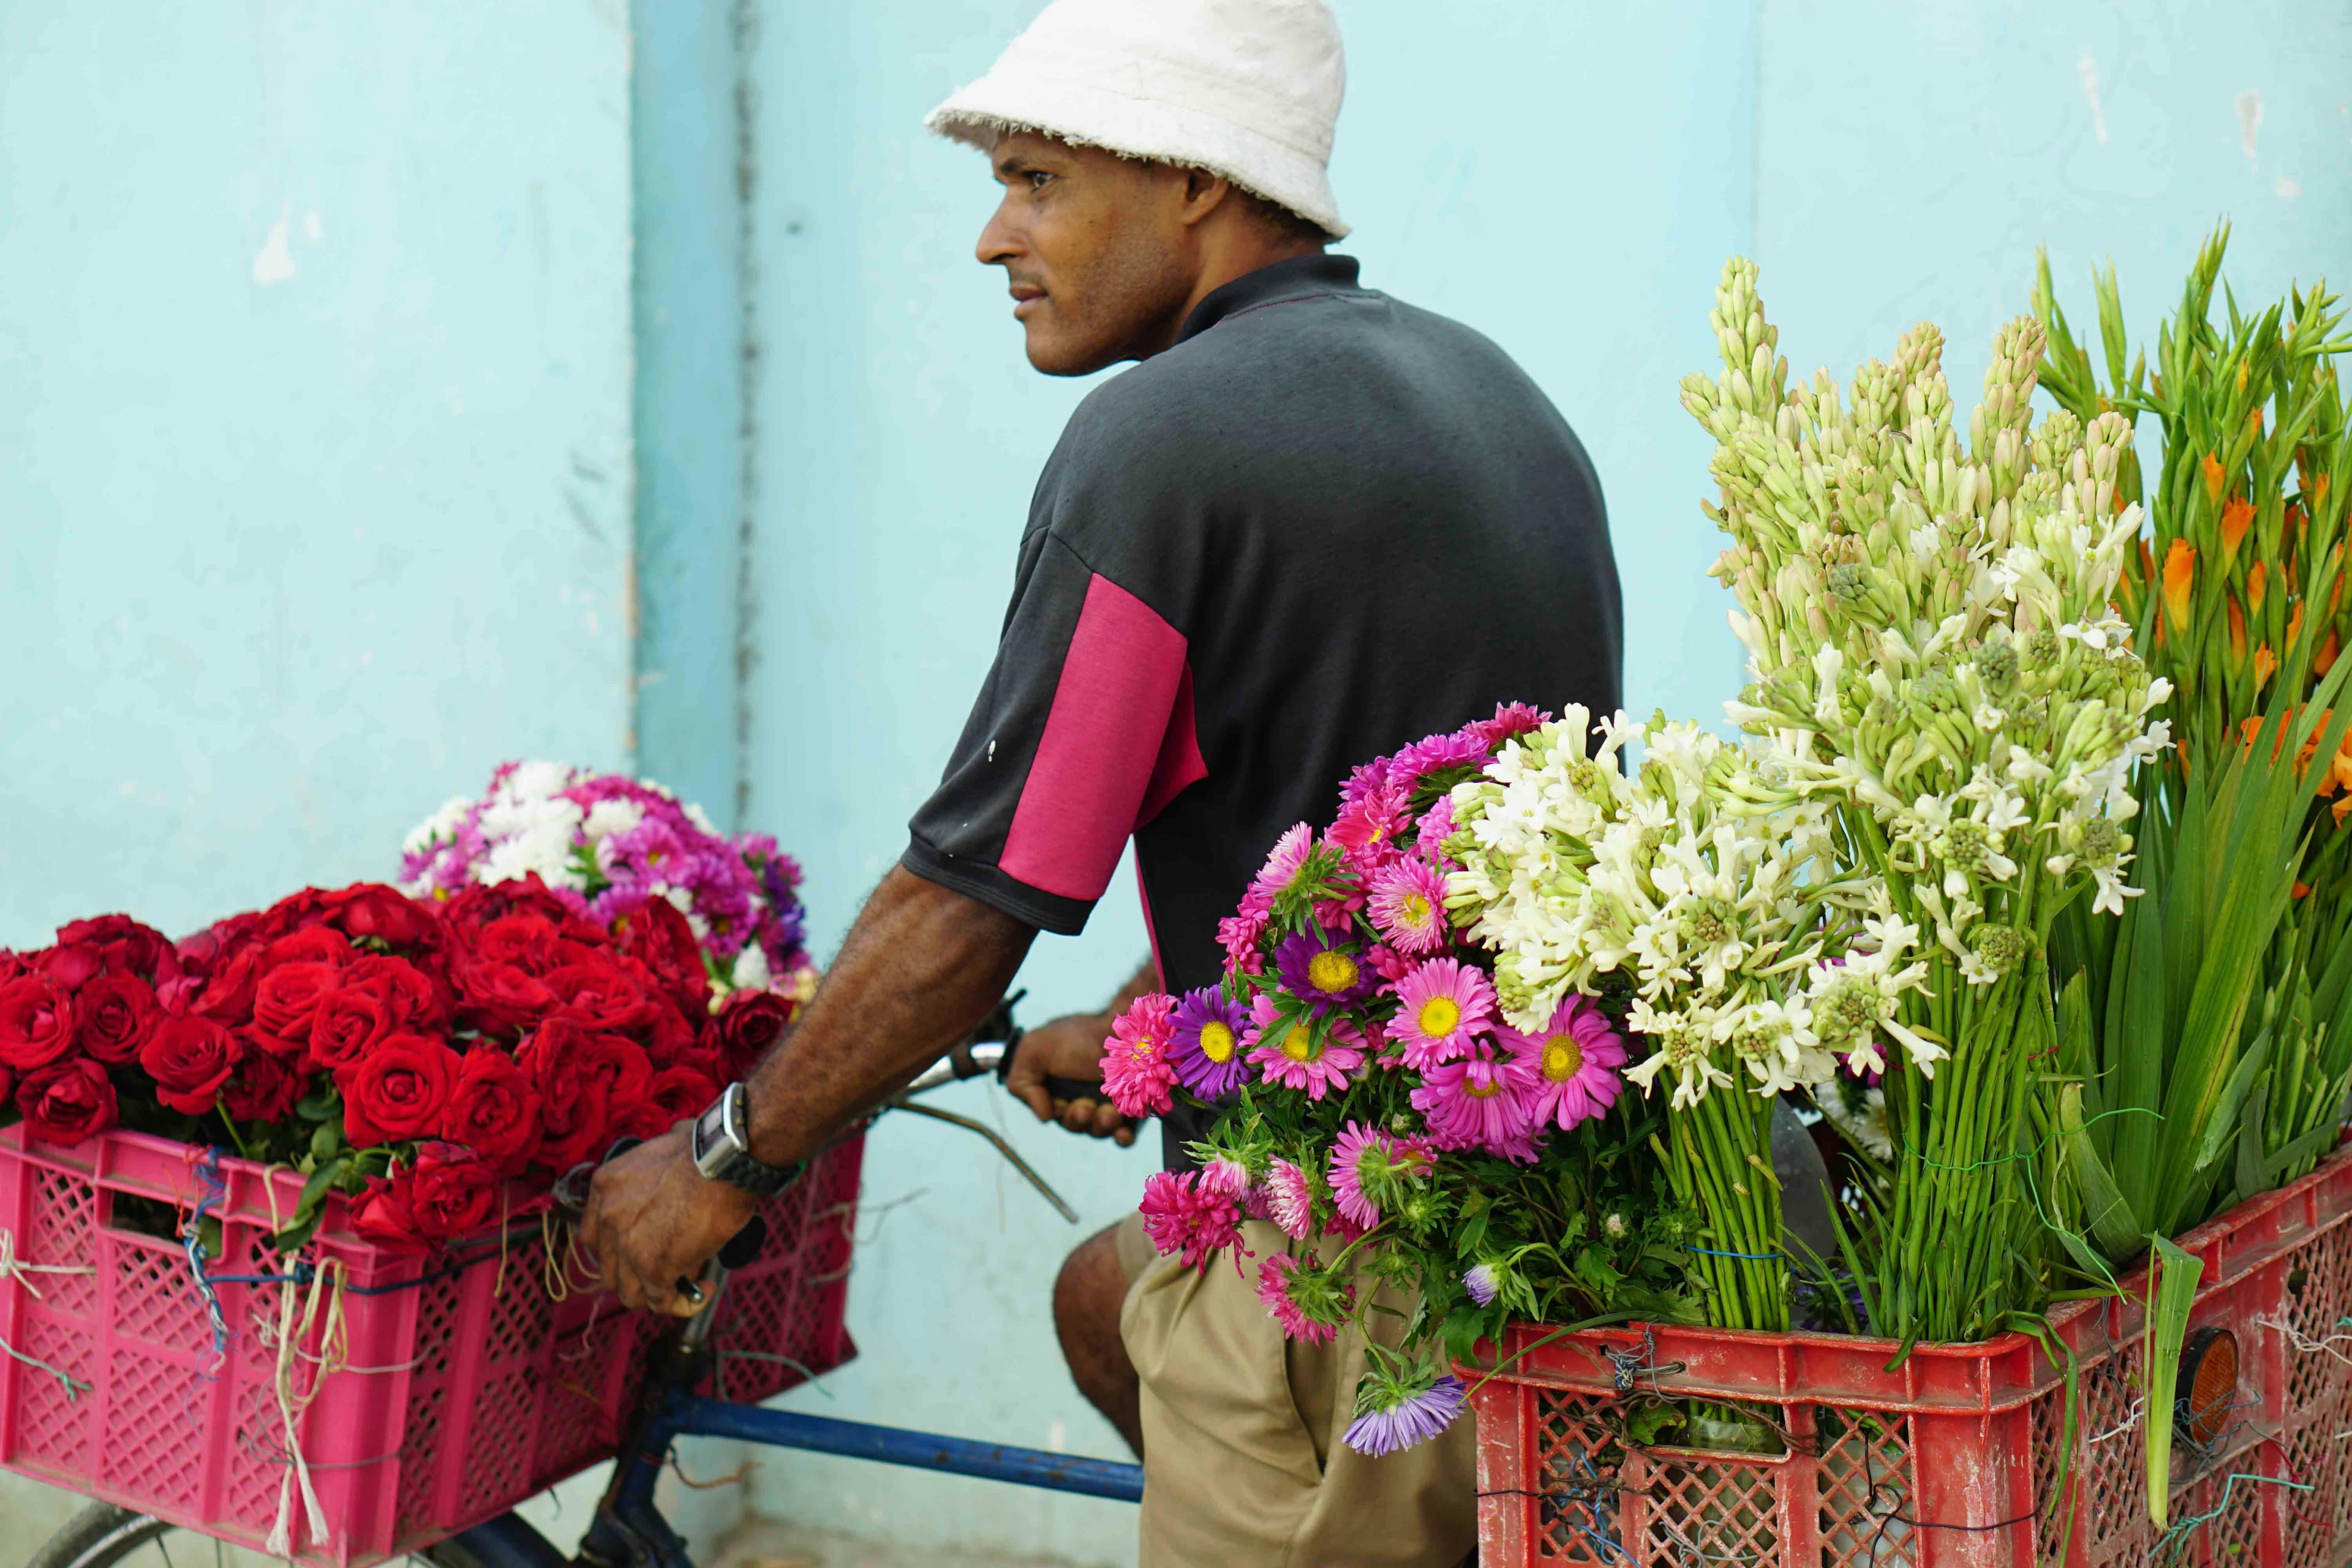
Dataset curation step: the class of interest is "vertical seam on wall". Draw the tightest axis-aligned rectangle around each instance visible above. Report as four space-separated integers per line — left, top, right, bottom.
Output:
733 0 762 831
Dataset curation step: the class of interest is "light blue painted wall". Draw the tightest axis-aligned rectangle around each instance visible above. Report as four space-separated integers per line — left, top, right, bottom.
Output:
734 2 1756 1559
1754 1 2352 442
0 1 638 949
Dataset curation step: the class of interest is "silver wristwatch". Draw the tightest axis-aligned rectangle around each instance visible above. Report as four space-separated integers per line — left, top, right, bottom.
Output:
690 1082 801 1197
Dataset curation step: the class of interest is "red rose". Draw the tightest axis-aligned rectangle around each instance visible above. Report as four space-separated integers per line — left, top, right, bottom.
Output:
642 1003 697 1069
320 884 442 951
545 956 660 1035
712 989 795 1082
518 1019 652 1172
349 1174 429 1253
252 960 341 1042
337 1032 461 1148
646 1063 718 1128
616 897 711 1019
440 1049 543 1176
307 986 395 1073
452 960 558 1039
190 946 266 1027
252 889 335 941
221 1043 304 1123
262 927 353 970
0 974 78 1071
404 1144 500 1241
141 1016 242 1115
75 972 158 1066
471 914 567 975
443 876 589 944
52 915 177 985
345 955 444 1032
17 1059 115 1147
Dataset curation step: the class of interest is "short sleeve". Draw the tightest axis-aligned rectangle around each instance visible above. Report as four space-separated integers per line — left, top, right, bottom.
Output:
903 531 1204 935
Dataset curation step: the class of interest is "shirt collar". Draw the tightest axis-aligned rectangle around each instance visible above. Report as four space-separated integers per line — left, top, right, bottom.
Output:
1175 254 1365 345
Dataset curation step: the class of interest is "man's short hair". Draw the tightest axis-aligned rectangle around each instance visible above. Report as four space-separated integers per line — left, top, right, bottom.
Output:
1234 186 1332 248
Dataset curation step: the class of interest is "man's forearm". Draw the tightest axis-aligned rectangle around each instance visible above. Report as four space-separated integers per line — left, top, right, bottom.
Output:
743 865 1036 1167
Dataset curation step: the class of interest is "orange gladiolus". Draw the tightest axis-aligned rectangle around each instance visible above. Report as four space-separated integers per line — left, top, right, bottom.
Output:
2322 630 2341 677
2162 539 2195 636
2220 499 2255 564
2248 560 2269 614
2203 453 2226 504
2255 644 2278 693
2228 594 2247 671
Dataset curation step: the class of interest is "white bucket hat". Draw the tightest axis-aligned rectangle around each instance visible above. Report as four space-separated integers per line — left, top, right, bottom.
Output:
925 0 1349 239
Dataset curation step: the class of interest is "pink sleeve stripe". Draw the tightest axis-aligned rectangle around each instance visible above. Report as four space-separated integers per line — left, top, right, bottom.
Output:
1136 662 1207 828
1000 573 1191 902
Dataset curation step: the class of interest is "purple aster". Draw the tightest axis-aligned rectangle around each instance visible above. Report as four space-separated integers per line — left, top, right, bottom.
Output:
1168 987 1251 1099
1338 755 1396 814
1343 1374 1468 1457
1273 932 1375 1015
1463 1264 1499 1306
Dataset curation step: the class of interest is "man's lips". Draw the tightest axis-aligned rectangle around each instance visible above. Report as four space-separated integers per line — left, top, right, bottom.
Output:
1010 284 1046 320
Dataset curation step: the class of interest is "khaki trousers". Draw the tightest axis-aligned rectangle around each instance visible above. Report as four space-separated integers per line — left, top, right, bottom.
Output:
1114 1215 1476 1568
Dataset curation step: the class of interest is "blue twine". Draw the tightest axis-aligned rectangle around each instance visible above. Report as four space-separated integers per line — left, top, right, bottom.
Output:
1684 1245 1787 1262
182 1147 234 1379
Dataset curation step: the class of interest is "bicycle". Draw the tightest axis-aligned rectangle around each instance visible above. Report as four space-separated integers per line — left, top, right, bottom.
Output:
31 999 1144 1568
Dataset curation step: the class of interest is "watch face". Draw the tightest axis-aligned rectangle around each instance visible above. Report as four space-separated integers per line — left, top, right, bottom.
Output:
693 1096 728 1166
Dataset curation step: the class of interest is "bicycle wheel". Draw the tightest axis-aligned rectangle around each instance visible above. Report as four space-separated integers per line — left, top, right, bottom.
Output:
28 1501 569 1568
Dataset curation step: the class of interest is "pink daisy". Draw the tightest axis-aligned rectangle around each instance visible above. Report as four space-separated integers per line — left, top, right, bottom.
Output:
1329 777 1412 874
1413 1044 1540 1160
1263 1157 1316 1240
1256 1252 1344 1346
1099 993 1178 1118
1247 823 1316 907
1327 1121 1433 1231
1245 996 1366 1101
1137 1170 1245 1272
1368 858 1452 956
1388 957 1495 1069
1218 903 1271 975
1415 795 1459 866
1499 994 1627 1132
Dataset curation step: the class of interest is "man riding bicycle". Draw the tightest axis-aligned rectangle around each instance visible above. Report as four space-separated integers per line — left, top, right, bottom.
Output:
584 1 1623 1561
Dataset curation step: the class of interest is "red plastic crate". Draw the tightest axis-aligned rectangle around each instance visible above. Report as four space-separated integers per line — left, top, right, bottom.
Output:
1467 1142 2352 1568
0 1125 862 1566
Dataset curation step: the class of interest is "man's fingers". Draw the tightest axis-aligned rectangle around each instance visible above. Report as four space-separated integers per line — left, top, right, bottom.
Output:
1010 1077 1055 1123
1058 1098 1095 1134
1087 1100 1129 1140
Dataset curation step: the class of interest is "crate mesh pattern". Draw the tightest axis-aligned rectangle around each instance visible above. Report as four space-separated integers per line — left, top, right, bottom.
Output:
0 1126 862 1567
1471 1145 2352 1567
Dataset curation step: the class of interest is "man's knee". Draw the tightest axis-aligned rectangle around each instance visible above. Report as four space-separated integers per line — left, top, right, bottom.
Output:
1054 1221 1132 1352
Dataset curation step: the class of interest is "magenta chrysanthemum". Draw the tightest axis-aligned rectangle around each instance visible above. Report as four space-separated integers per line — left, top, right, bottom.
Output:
1099 993 1178 1118
1264 1157 1316 1240
1499 993 1627 1132
1388 957 1494 1068
1414 795 1458 866
1218 902 1271 975
1169 987 1251 1099
1343 1375 1468 1457
1368 858 1452 956
1329 777 1411 874
1137 1169 1245 1272
1326 1121 1430 1231
1245 995 1366 1101
1468 701 1551 750
1412 1044 1540 1159
1387 729 1492 791
1273 932 1374 1015
1256 1252 1343 1346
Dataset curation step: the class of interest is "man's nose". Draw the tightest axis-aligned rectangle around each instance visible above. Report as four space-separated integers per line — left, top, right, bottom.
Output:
976 199 1021 268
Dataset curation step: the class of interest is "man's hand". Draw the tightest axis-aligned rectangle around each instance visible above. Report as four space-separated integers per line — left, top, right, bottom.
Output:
1007 1012 1136 1146
581 1124 761 1317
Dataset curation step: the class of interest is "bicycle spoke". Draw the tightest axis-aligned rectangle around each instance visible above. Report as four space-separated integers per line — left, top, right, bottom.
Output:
153 1533 176 1568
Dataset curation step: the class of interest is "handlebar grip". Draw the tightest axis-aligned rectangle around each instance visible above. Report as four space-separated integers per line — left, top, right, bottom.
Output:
995 1026 1120 1107
718 1214 770 1271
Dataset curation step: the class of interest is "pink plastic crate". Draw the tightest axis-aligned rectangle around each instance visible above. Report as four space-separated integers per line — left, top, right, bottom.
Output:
1468 1141 2352 1568
0 1125 862 1566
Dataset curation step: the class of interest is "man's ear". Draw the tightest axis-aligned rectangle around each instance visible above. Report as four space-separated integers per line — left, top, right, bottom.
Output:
1178 167 1232 228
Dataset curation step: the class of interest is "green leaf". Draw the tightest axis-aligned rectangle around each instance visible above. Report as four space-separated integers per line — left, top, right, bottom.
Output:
294 1086 341 1123
2192 1028 2271 1174
2060 1085 2145 1261
2143 1237 2204 1530
309 1120 344 1165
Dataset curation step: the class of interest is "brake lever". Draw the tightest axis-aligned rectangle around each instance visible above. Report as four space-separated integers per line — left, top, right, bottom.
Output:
556 1134 761 1308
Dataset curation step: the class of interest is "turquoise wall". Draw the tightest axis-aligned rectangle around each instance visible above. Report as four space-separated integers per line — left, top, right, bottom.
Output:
0 1 636 945
4 0 2350 1562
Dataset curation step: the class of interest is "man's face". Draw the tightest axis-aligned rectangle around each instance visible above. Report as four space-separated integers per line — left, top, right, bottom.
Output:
974 132 1199 376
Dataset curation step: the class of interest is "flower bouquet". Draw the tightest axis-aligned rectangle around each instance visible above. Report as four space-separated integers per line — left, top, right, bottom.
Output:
0 764 817 1252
